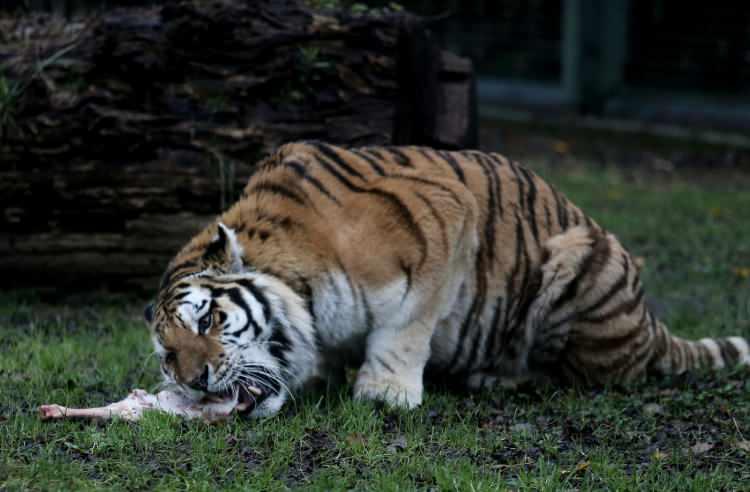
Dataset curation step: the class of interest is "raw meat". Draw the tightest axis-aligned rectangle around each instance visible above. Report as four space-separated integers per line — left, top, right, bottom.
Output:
39 389 245 422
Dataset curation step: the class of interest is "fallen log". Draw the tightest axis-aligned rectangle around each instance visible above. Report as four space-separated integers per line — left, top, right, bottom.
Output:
0 0 476 293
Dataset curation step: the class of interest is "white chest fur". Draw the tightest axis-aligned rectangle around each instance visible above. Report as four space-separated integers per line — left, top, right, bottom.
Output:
311 271 414 367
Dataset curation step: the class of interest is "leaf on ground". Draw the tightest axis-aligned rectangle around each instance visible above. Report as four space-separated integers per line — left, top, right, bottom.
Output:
651 449 668 461
642 403 664 417
346 433 366 446
553 140 570 155
690 442 714 455
386 435 407 453
510 422 535 435
733 267 750 280
63 441 91 457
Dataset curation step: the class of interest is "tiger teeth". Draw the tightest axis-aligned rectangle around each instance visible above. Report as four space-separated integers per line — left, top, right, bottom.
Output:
246 386 262 396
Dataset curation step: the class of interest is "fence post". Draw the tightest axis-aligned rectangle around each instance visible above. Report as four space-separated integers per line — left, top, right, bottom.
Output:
562 0 629 114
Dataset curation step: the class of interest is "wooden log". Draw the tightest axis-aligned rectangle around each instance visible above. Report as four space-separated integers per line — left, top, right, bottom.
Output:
0 0 476 293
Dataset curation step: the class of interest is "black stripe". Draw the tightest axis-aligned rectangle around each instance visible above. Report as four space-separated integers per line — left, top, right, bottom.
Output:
247 182 308 207
506 212 528 316
171 290 191 302
447 295 481 371
385 147 413 167
314 150 429 267
387 349 408 366
285 160 342 205
388 174 463 206
436 150 466 183
448 243 491 372
363 148 386 161
477 296 504 370
606 325 657 379
576 253 630 320
417 148 439 165
550 230 607 313
629 269 641 294
469 152 498 263
510 262 543 339
299 278 320 351
503 226 534 359
580 286 644 324
584 326 651 375
414 191 449 252
268 322 291 367
576 305 649 351
175 313 191 332
486 152 508 168
211 286 261 338
375 355 396 373
160 261 199 290
484 154 505 218
551 187 569 230
497 215 526 360
399 258 413 299
571 209 581 226
648 313 668 365
350 149 386 176
465 322 486 373
716 338 740 365
360 286 375 332
519 167 540 246
543 198 552 234
508 161 526 215
449 259 490 372
313 142 366 180
235 279 272 324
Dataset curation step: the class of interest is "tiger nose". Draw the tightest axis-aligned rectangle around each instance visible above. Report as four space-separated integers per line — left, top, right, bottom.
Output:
189 365 210 391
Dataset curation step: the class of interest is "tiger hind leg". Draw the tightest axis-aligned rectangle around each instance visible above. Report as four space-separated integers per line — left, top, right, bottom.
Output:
531 226 750 385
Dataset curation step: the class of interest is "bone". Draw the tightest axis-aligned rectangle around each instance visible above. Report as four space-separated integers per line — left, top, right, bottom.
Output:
39 389 240 422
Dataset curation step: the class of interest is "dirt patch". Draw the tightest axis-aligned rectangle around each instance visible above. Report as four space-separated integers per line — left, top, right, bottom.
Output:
283 429 337 486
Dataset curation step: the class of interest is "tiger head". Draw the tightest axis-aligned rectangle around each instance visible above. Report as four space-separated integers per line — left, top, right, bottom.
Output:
144 223 317 417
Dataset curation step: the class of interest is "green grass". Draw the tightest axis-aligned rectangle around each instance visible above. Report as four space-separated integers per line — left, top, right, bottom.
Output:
2 163 750 491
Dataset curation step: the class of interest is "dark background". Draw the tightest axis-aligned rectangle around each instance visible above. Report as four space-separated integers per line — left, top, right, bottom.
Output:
4 0 750 129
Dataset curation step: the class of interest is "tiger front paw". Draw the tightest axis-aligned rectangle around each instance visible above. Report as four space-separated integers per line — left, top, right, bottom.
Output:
353 372 423 409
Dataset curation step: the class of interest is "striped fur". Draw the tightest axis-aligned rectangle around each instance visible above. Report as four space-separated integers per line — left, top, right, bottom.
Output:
145 141 750 416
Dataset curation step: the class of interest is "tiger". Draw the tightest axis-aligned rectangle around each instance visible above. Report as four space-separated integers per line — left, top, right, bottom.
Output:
144 141 750 417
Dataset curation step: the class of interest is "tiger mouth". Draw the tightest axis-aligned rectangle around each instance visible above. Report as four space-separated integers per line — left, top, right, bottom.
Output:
205 384 265 413
236 383 265 413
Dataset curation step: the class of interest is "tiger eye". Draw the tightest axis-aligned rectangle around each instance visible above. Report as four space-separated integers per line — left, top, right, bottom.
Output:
198 312 212 334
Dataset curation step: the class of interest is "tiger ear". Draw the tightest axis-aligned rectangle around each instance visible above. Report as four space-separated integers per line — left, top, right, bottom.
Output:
203 222 244 273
